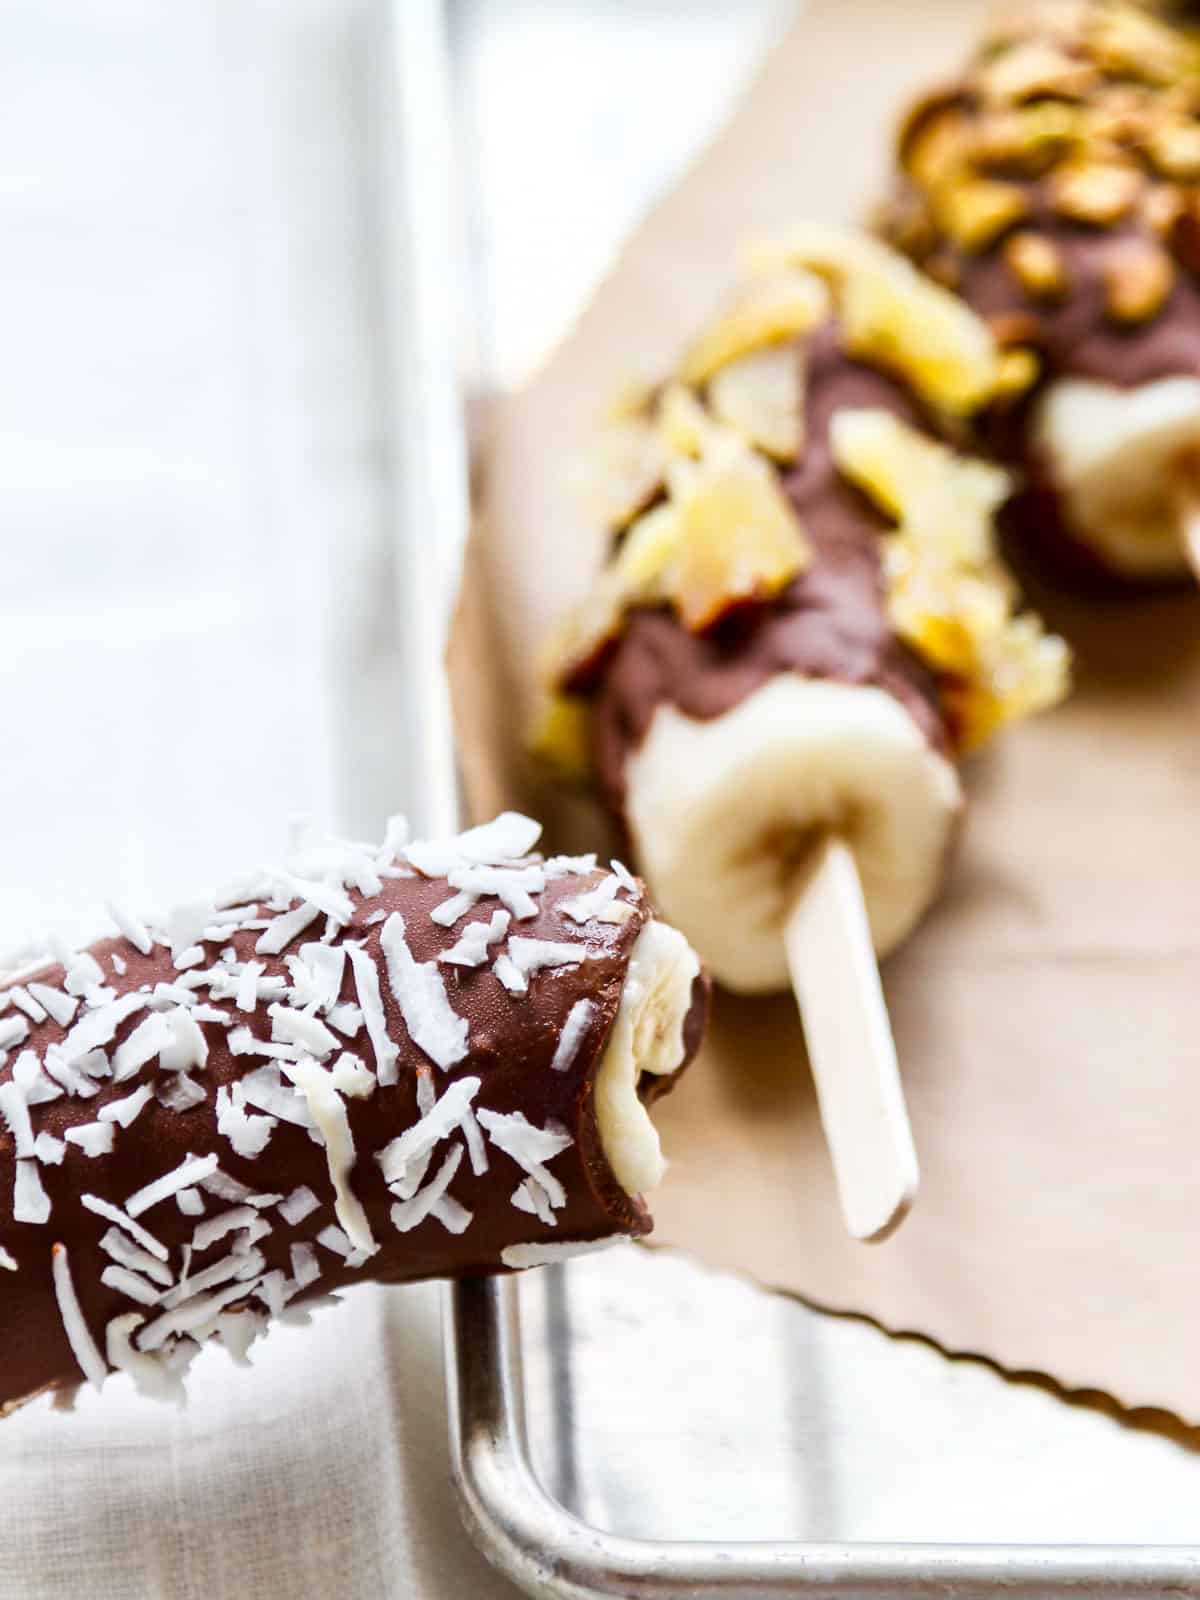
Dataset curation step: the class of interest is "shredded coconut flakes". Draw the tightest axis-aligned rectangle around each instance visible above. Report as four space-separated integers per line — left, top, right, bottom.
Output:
345 942 398 1087
125 1154 219 1218
379 914 468 1070
551 999 595 1074
277 1185 320 1226
52 1243 108 1388
280 1055 376 1257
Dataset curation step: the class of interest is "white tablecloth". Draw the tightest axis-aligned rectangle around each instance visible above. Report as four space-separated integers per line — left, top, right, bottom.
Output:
0 1284 506 1600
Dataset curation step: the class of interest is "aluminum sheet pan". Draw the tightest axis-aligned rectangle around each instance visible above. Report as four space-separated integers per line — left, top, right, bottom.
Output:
383 3 1200 1593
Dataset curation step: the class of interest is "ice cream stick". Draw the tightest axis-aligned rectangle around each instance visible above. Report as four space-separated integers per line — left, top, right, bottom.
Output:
783 834 918 1242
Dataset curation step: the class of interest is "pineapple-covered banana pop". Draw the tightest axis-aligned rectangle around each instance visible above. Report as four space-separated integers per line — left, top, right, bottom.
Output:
535 228 1069 997
878 0 1200 581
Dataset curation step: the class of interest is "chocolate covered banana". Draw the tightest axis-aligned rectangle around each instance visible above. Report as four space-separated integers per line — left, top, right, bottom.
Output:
0 812 705 1412
535 229 1069 993
878 0 1200 581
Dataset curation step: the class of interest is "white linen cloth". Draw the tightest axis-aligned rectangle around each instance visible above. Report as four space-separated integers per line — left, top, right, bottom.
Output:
0 1285 505 1599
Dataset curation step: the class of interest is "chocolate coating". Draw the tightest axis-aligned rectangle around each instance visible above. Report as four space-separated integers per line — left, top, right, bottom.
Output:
953 216 1200 586
586 329 948 815
953 215 1200 394
0 867 704 1409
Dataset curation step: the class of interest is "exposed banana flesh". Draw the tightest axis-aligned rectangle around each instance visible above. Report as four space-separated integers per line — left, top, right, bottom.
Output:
1032 376 1200 579
624 676 963 994
594 918 701 1195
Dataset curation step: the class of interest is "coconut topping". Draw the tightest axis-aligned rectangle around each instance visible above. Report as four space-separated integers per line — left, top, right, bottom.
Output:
27 983 79 1028
99 1084 154 1128
500 1237 621 1270
439 911 511 968
346 942 398 1088
280 1055 375 1257
125 1155 220 1219
493 938 599 997
379 914 469 1071
0 812 671 1408
52 1244 108 1390
14 1161 50 1224
277 1186 320 1226
8 987 47 1025
65 1123 115 1158
550 1000 596 1075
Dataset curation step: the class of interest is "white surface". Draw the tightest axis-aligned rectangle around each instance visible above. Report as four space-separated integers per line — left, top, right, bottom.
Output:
451 0 793 388
0 3 785 1598
0 0 407 953
0 1280 504 1599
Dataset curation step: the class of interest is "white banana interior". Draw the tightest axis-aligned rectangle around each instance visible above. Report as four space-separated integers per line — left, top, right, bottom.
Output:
1033 376 1200 578
624 675 962 994
593 917 700 1197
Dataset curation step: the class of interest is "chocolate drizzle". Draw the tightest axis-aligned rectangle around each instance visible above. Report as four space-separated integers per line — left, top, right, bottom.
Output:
587 330 947 815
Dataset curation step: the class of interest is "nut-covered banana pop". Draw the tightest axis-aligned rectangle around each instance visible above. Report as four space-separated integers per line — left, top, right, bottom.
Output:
536 228 1069 995
878 0 1200 581
533 230 1068 1240
0 812 705 1413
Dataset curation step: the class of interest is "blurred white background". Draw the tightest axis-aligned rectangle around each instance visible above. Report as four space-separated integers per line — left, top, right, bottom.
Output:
0 0 786 955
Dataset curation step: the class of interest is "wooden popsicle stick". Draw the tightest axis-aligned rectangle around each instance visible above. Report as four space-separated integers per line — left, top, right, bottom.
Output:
783 834 918 1243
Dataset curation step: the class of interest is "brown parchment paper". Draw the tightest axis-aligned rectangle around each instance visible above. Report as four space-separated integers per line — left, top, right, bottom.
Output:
449 0 1200 1421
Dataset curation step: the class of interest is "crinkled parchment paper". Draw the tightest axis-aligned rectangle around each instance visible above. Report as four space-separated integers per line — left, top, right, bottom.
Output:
449 0 1200 1421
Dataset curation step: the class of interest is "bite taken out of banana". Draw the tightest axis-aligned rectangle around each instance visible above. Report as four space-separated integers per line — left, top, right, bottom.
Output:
532 225 1071 996
877 0 1200 584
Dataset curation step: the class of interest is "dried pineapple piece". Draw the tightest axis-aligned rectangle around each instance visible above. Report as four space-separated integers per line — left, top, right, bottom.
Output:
528 690 591 778
657 382 727 458
680 270 829 385
744 224 999 417
829 408 1009 563
666 444 811 630
543 419 811 686
888 535 1070 752
742 219 898 283
616 500 688 590
942 624 1072 752
541 503 684 685
572 414 666 534
828 406 1067 750
707 344 803 461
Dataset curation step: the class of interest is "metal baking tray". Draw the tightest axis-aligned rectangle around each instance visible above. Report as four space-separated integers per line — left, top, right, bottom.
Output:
383 3 1200 1594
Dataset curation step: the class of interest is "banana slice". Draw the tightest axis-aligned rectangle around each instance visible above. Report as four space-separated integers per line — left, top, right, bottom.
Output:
1032 375 1200 578
593 919 702 1195
623 676 962 994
